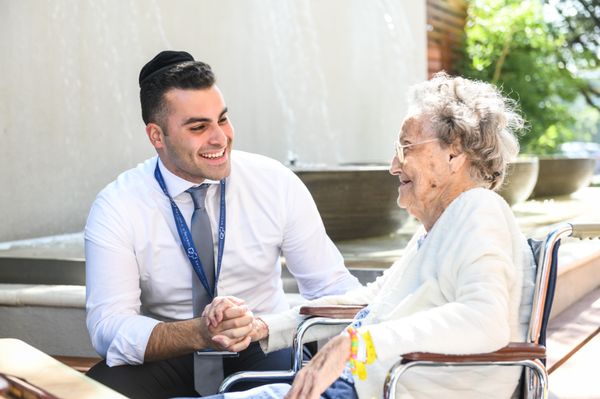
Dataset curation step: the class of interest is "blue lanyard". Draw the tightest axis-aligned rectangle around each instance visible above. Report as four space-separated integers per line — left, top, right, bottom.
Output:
154 161 226 298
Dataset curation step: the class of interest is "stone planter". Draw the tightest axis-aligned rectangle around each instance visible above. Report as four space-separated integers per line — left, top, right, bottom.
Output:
293 165 408 241
531 157 596 198
496 157 539 206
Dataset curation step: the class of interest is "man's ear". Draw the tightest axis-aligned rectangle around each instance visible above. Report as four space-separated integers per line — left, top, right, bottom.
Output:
146 123 165 150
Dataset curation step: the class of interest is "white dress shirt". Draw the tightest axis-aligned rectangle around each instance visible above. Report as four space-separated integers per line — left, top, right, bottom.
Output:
85 150 359 366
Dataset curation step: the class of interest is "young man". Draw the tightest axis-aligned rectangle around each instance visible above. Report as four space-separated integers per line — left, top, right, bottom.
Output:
84 50 359 398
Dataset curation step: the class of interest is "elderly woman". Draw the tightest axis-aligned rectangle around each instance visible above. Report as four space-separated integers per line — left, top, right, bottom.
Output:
202 73 534 399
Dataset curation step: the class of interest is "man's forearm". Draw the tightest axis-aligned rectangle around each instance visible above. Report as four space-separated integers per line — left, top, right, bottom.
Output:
144 318 207 362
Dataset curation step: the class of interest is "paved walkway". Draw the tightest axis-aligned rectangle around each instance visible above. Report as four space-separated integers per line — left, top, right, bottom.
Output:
553 331 600 398
547 287 600 398
549 331 600 399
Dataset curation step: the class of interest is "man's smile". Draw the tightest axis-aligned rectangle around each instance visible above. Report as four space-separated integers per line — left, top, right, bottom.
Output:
200 148 226 159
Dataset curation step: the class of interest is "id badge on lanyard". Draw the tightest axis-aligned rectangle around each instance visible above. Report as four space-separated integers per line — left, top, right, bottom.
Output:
153 161 226 298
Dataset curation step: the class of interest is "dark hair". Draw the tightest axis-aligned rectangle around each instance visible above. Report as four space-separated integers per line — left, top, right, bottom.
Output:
140 61 216 127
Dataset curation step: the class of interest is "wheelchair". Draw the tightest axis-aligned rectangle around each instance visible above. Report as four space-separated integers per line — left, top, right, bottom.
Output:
219 222 600 399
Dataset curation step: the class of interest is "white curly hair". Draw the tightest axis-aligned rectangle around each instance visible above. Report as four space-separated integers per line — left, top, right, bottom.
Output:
407 72 525 190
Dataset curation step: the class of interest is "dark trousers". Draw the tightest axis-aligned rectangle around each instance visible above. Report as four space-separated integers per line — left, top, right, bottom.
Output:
86 342 294 399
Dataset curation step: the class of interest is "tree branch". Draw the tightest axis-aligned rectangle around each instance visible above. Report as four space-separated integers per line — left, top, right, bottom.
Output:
493 29 513 83
580 84 600 112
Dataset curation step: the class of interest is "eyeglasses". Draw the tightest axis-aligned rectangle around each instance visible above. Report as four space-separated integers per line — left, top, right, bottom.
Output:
394 138 439 163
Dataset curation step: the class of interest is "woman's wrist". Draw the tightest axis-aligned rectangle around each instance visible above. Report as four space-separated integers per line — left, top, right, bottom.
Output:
252 317 269 341
345 326 377 380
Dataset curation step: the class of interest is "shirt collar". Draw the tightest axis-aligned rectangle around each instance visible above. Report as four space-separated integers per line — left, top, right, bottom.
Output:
157 157 220 199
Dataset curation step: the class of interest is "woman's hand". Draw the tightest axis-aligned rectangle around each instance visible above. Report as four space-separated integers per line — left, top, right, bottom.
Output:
285 334 351 399
248 317 269 342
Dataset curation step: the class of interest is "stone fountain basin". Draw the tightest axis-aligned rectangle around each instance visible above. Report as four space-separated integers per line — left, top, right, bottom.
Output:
282 266 383 294
531 157 596 199
293 165 408 241
497 157 539 206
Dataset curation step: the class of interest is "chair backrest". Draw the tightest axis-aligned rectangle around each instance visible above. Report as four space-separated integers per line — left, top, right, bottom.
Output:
526 227 565 350
518 239 538 343
529 238 559 348
520 237 559 367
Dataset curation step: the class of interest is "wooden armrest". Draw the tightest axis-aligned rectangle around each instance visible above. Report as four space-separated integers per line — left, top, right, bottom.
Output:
402 342 546 363
299 305 366 319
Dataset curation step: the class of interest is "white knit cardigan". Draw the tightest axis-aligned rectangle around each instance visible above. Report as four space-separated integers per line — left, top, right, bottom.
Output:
261 188 534 399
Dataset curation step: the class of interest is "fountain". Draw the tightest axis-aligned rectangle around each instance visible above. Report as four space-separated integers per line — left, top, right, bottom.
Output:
496 157 539 206
294 165 408 241
253 1 415 241
531 157 596 198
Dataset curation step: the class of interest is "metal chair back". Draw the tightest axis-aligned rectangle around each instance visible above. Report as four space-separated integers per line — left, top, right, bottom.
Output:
384 223 600 399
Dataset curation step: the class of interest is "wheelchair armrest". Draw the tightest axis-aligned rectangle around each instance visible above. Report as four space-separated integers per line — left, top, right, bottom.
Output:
570 223 600 240
401 342 546 364
385 343 548 399
299 304 366 319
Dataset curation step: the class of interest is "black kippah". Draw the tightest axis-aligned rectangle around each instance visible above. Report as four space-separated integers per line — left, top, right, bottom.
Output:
139 50 195 87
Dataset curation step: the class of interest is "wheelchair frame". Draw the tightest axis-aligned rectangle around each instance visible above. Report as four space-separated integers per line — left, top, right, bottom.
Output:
219 222 600 399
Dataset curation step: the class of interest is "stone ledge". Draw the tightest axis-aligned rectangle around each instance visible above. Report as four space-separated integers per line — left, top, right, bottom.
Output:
0 284 85 308
550 250 600 319
0 283 306 310
0 306 96 357
0 284 307 358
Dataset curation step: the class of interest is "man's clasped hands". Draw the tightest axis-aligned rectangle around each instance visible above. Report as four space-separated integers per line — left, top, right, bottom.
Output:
198 296 350 399
199 296 269 352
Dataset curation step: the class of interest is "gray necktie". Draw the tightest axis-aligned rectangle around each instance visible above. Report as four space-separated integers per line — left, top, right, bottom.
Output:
187 184 223 396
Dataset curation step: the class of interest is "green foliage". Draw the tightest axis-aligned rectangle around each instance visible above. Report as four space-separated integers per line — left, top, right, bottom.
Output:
573 99 600 142
549 0 600 72
458 0 585 154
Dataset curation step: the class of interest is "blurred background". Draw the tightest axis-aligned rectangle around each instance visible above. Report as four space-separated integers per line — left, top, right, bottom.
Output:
0 0 598 242
0 0 426 241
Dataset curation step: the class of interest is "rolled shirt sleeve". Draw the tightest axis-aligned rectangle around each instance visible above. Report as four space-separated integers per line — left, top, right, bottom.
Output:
85 192 159 366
